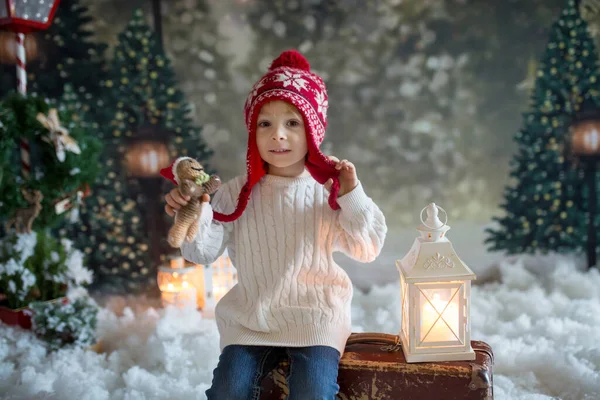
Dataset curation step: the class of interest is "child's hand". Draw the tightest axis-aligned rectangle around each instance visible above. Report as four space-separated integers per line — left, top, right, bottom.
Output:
165 188 210 217
325 156 358 196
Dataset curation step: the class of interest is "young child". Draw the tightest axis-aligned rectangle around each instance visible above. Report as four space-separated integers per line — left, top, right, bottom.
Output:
163 50 387 399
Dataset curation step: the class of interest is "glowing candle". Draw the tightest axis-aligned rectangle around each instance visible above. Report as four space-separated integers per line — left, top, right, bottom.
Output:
161 287 197 309
420 293 459 342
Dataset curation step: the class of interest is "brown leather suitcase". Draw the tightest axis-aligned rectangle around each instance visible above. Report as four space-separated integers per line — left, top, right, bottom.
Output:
260 332 494 399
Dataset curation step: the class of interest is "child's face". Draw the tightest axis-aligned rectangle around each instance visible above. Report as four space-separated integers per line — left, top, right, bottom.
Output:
256 100 308 176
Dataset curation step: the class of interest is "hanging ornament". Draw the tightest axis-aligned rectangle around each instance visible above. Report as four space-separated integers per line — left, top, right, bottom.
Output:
36 109 81 162
67 189 86 222
53 184 90 216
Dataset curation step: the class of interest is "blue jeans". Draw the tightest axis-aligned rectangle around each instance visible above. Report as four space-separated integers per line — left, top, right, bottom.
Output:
205 344 341 399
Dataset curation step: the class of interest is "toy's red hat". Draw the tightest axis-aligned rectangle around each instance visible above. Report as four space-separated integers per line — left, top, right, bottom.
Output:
160 157 192 185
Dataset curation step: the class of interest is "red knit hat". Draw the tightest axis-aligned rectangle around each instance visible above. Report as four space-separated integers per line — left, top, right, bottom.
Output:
213 49 340 223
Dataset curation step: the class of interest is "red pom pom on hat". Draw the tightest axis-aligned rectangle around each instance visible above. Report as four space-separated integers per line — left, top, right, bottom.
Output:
269 49 311 72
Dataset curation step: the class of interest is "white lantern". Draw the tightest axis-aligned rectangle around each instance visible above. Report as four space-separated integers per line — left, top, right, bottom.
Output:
396 203 476 363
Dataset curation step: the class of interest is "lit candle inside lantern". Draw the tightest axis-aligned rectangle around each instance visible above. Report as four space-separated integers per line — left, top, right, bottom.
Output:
420 292 459 342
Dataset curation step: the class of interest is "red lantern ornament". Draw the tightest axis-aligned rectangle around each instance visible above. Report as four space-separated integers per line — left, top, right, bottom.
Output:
0 0 62 34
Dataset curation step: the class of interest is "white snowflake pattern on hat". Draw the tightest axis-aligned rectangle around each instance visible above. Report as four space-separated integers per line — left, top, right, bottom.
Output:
315 90 328 120
245 78 267 111
274 70 309 92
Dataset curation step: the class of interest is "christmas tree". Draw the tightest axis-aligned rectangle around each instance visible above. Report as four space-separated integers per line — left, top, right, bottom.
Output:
100 8 214 163
0 0 107 101
60 167 154 295
0 85 102 311
67 9 214 294
163 0 242 180
0 87 102 230
485 0 600 254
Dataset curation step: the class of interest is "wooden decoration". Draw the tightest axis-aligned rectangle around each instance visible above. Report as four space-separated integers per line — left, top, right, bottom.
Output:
5 187 43 233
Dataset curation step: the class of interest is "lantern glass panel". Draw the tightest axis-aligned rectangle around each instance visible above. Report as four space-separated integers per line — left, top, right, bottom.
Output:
125 140 169 177
417 284 462 345
571 122 600 155
12 0 54 22
0 2 7 18
582 126 600 153
400 273 409 339
211 255 237 302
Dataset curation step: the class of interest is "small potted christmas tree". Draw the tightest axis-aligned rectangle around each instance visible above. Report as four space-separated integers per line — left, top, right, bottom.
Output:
0 86 103 349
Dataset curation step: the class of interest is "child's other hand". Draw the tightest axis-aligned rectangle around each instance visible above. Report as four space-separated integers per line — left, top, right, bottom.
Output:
325 156 358 196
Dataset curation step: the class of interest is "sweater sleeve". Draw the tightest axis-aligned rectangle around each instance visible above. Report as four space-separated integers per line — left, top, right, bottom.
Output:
333 181 387 263
180 180 234 265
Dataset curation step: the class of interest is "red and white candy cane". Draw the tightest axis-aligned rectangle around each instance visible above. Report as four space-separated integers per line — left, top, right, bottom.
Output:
16 33 26 95
16 32 31 179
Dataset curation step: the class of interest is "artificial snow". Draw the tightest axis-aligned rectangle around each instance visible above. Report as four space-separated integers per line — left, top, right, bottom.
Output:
1 250 599 399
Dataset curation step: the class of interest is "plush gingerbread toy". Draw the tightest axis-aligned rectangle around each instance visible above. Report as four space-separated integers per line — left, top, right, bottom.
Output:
160 157 221 248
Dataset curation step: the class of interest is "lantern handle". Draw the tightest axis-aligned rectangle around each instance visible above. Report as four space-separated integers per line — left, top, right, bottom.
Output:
420 204 448 229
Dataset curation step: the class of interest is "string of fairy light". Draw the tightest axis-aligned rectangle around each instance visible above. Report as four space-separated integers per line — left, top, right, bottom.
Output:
104 12 183 143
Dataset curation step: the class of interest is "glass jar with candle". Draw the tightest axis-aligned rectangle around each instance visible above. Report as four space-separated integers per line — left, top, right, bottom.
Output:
157 255 202 308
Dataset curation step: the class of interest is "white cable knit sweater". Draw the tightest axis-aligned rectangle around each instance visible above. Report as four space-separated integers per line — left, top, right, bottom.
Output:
180 173 387 355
